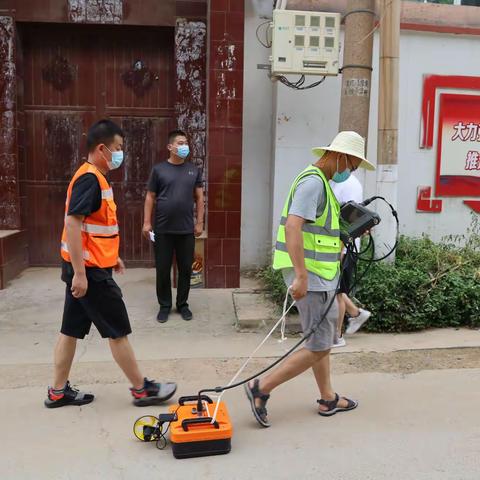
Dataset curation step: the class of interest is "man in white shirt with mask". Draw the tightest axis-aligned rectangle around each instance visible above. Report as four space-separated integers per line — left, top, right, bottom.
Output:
330 174 371 347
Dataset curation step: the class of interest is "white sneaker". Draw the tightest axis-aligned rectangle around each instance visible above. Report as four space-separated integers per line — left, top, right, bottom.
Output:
345 308 371 335
332 336 346 348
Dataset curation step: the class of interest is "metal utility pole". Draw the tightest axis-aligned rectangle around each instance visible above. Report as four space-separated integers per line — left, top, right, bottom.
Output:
338 0 375 140
374 0 400 261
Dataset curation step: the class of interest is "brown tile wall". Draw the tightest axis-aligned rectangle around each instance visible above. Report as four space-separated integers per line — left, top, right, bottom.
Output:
0 15 20 230
0 230 28 289
206 0 244 288
0 0 244 289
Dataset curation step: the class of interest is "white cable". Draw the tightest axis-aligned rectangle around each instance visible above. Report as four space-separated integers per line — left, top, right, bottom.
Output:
211 287 295 423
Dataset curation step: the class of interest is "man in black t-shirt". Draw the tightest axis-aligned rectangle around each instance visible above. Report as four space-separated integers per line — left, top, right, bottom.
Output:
143 130 204 323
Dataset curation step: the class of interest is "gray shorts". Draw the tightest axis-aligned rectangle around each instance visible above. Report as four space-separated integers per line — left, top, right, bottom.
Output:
296 290 338 352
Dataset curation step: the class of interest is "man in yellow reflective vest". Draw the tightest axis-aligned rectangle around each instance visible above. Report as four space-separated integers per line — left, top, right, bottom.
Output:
245 131 375 426
45 120 176 408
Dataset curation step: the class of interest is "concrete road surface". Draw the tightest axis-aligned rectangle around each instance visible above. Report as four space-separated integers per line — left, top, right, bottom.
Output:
1 269 479 479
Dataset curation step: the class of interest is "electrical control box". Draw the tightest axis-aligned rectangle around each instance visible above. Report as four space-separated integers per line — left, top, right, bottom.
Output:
271 9 341 76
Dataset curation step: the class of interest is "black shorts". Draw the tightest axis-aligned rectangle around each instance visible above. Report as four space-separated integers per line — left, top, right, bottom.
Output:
339 254 357 295
61 277 132 339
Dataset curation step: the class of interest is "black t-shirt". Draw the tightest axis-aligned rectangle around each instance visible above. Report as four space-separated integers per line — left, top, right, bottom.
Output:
147 160 203 234
61 171 114 283
67 173 102 216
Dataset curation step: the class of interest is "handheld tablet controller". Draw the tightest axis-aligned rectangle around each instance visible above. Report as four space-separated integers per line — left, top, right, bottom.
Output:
339 201 381 246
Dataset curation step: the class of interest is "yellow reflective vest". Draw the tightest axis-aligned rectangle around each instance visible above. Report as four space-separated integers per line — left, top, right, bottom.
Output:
272 165 341 280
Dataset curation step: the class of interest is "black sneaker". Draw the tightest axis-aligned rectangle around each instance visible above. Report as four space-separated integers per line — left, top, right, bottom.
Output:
179 306 193 321
157 308 170 323
44 381 94 409
130 378 177 407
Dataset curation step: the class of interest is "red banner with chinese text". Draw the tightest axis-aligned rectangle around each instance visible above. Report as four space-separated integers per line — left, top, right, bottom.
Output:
436 93 480 197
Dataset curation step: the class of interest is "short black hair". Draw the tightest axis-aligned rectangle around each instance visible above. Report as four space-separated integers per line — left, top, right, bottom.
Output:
86 119 124 152
168 129 187 144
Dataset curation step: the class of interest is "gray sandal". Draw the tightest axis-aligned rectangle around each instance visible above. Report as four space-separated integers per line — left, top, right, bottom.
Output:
244 379 271 427
317 393 358 417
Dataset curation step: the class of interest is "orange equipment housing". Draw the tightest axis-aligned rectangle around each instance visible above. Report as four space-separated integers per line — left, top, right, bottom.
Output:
168 395 233 459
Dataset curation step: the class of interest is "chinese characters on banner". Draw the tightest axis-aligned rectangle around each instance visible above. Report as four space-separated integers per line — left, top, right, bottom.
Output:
436 94 480 197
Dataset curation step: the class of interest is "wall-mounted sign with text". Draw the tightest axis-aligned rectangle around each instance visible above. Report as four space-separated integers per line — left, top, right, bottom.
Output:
436 93 480 197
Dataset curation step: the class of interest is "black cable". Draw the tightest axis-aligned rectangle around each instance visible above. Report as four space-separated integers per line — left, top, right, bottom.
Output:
155 405 181 450
155 427 167 450
339 64 373 73
256 21 271 48
342 8 376 21
346 235 375 295
357 232 373 256
276 74 327 90
293 75 305 87
358 196 399 262
155 420 173 450
344 196 400 293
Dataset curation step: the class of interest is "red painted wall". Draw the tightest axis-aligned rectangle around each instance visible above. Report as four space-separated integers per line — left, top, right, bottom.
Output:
206 0 245 288
0 0 246 288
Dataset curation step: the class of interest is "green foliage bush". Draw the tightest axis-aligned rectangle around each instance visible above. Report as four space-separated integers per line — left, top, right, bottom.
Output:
259 216 480 332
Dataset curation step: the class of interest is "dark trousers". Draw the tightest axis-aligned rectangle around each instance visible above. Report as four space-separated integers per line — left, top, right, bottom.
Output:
154 233 195 311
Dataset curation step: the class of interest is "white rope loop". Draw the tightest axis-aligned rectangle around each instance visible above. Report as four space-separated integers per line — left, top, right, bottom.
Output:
279 285 292 342
211 287 295 423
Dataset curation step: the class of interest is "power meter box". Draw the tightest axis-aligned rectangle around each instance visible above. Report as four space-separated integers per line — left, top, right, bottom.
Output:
271 9 340 76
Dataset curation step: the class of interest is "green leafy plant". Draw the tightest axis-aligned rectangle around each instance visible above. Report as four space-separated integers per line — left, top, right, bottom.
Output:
257 264 289 306
259 216 480 333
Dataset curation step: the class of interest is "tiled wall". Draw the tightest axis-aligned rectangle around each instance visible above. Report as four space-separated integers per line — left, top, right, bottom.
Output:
0 0 245 288
0 230 28 289
0 16 20 230
206 0 244 288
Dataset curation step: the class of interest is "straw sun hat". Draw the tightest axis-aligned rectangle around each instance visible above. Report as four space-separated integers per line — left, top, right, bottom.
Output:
312 131 375 171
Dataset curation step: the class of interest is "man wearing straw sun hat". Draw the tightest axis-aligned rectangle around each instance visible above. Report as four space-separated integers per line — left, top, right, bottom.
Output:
245 131 375 427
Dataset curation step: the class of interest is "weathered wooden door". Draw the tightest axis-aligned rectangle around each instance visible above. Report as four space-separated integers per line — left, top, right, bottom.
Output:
21 23 175 266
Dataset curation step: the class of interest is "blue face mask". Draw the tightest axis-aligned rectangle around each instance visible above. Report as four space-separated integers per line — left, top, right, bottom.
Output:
105 147 124 170
332 169 351 183
176 145 190 159
332 155 351 183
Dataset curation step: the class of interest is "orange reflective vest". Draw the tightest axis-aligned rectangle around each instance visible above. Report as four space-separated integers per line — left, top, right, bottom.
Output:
60 162 120 268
